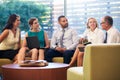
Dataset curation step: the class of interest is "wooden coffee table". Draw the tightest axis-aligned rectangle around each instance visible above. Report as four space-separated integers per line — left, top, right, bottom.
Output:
2 63 69 80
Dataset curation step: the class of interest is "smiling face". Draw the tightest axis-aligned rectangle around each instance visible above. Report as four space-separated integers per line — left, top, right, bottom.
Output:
87 18 98 31
100 17 107 30
100 17 111 31
100 16 113 31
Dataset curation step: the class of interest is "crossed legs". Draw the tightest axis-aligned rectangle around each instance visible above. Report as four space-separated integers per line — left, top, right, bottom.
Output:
77 51 84 66
69 44 84 66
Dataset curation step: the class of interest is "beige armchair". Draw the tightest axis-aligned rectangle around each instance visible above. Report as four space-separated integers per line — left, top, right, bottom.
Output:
67 44 120 80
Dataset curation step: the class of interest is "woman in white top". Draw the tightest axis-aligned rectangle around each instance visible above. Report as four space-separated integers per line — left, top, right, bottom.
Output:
0 14 21 60
69 17 104 66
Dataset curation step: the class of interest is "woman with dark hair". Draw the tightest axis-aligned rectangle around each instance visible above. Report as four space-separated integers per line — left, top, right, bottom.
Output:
0 14 21 60
17 17 49 64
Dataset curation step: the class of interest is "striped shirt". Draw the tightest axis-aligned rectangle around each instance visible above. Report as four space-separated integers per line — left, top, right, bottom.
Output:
51 27 79 50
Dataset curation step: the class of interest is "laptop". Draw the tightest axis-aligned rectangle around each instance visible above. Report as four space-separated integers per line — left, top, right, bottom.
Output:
26 36 44 49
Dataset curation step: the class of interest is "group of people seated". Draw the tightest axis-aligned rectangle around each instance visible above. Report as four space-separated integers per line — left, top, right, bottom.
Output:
0 14 120 66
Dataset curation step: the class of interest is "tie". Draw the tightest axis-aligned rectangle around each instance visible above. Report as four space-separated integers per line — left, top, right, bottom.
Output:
104 32 107 43
60 29 65 47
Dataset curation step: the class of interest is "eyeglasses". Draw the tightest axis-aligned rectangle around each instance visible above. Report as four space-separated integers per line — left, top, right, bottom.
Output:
100 22 106 25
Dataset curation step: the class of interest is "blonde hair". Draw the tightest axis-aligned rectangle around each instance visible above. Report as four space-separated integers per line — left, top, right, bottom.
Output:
86 17 98 28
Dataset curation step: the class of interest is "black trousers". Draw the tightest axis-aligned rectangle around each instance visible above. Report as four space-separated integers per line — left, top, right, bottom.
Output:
0 49 19 60
45 49 75 64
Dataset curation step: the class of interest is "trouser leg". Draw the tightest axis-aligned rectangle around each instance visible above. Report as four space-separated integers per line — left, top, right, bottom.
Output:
63 50 75 64
45 49 62 62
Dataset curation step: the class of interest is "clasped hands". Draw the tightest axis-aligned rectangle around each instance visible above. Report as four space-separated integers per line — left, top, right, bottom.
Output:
55 47 66 53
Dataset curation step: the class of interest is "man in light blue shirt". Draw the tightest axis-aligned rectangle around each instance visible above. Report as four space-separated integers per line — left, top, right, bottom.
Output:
45 15 79 64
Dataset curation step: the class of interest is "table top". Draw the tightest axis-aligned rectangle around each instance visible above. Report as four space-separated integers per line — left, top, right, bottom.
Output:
2 62 69 70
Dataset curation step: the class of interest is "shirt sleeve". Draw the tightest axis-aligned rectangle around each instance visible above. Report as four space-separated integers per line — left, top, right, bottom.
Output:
111 30 120 43
96 30 104 43
50 31 57 49
115 30 120 43
117 32 120 43
108 28 120 43
66 29 79 50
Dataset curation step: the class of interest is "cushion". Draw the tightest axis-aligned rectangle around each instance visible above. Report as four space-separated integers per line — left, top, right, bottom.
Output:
67 67 83 80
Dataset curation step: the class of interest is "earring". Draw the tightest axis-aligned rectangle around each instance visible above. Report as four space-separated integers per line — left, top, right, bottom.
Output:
30 27 33 30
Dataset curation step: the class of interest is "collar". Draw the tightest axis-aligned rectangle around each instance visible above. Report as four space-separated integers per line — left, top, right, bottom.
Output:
60 27 69 31
88 28 98 33
94 28 99 33
107 27 113 34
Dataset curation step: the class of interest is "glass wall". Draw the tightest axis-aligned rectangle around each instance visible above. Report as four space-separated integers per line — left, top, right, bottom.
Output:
0 0 54 38
66 0 120 35
52 0 64 30
0 0 120 38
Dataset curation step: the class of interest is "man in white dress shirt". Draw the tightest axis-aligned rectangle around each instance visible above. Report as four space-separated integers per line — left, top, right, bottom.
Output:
100 16 120 43
45 15 79 64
